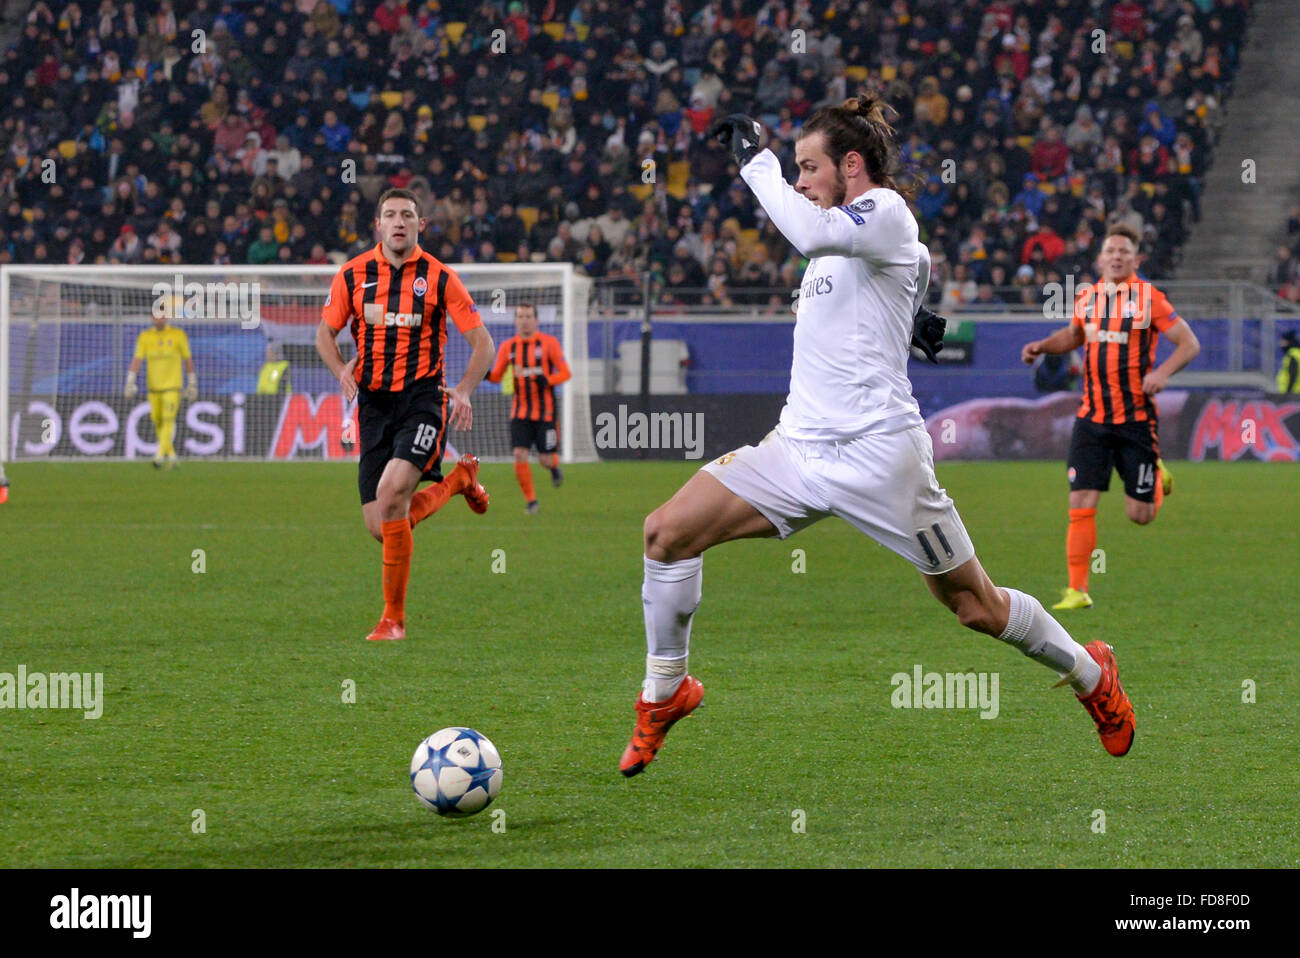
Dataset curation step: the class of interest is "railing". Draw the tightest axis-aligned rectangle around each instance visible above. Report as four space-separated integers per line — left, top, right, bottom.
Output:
585 280 1300 395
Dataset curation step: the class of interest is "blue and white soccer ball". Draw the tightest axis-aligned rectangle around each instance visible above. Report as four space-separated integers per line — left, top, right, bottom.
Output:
410 727 503 816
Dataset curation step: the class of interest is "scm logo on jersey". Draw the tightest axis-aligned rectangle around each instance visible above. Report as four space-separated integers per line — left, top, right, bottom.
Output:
1086 328 1130 344
362 303 422 327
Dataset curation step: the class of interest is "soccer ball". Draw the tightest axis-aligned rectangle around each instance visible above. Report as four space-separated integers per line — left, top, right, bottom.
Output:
410 727 503 816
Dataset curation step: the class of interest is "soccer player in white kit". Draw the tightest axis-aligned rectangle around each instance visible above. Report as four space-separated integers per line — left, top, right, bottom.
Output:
619 96 1137 777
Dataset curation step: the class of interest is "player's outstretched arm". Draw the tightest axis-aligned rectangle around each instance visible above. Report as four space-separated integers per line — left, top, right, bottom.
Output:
486 339 511 384
741 151 869 259
1142 318 1200 394
1022 325 1085 364
446 325 495 430
315 320 357 401
709 114 882 260
545 338 572 386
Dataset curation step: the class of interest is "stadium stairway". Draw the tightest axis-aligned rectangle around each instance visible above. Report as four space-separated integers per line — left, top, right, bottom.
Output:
1178 0 1300 282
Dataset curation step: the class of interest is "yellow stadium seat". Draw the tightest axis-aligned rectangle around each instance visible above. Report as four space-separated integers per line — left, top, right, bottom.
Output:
574 24 589 41
444 21 467 45
517 206 539 234
844 65 868 82
379 90 404 109
58 140 78 160
467 114 488 132
542 21 566 41
540 91 560 112
629 183 654 203
667 160 691 186
497 252 518 262
740 228 760 244
881 64 897 81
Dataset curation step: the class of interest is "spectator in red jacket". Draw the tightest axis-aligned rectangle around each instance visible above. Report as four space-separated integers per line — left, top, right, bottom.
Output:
373 0 408 34
994 34 1029 81
1112 1 1145 39
1022 225 1065 265
1031 126 1070 179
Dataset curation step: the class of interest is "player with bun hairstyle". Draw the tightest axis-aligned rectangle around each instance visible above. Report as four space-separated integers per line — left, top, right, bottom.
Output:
616 94 1137 778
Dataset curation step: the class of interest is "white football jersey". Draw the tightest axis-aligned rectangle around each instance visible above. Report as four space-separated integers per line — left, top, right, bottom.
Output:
741 149 929 440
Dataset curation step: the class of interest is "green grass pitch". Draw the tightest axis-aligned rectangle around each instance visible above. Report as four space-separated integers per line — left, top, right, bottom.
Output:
1 459 1295 868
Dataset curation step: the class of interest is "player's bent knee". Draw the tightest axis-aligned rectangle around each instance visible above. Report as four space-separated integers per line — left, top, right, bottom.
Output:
1125 499 1156 524
643 507 694 562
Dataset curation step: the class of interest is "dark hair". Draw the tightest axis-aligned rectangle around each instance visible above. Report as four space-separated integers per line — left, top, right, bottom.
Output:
375 187 421 219
516 302 537 316
800 92 916 200
1104 222 1141 249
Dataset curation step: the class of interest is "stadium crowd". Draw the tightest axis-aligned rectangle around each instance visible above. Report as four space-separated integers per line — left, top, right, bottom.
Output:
0 0 1251 309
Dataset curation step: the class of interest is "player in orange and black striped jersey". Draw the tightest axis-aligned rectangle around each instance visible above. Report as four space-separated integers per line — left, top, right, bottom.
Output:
316 188 496 642
1021 223 1200 610
487 303 572 514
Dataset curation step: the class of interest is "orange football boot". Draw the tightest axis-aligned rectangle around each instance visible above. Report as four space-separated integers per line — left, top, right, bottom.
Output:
1076 641 1135 756
450 454 489 514
365 617 406 642
620 676 704 777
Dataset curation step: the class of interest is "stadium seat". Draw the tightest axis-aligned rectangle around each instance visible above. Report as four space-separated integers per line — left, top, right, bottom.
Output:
349 91 370 111
58 140 77 160
497 252 519 262
573 24 589 41
845 65 868 82
468 115 488 132
444 21 467 44
666 160 691 199
542 21 566 41
517 206 539 233
540 91 561 112
379 91 404 109
629 183 655 203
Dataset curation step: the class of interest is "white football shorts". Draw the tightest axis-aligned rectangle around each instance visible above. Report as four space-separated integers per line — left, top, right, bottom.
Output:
700 423 976 574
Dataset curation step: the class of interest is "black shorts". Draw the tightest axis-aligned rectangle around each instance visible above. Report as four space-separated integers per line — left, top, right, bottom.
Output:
357 377 447 505
1068 417 1161 502
510 417 559 454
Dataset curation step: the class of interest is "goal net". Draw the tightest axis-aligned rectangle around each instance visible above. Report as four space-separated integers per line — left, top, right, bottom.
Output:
0 263 595 464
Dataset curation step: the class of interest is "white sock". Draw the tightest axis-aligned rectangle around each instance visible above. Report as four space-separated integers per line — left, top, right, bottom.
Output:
641 555 702 702
998 588 1102 695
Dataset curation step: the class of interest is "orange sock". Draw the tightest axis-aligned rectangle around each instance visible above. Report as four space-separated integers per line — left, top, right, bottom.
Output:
1153 467 1164 513
1066 507 1097 592
514 461 536 501
381 519 412 624
409 482 452 528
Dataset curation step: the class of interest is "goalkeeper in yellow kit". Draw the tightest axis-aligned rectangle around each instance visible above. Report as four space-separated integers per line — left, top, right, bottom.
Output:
125 311 198 468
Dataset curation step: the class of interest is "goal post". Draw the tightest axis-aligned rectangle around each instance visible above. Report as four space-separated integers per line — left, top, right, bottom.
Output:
0 262 595 464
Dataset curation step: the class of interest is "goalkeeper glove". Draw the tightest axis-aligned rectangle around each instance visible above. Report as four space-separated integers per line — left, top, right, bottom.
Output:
184 373 198 401
124 372 138 398
707 114 764 169
911 304 947 364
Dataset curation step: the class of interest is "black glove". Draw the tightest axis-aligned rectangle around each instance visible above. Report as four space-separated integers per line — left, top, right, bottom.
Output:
707 113 764 169
911 304 947 364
